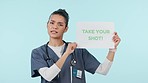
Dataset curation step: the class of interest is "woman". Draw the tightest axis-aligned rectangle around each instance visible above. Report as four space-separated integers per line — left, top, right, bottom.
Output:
31 9 121 83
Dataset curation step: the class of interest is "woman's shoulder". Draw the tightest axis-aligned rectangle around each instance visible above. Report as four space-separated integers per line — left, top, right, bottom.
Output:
32 44 46 53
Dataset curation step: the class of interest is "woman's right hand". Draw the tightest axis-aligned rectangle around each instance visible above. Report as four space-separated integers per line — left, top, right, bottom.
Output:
65 42 77 55
56 42 77 69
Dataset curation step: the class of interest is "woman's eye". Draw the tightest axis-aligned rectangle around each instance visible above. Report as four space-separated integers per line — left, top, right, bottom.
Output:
58 23 64 26
50 22 54 24
59 24 63 26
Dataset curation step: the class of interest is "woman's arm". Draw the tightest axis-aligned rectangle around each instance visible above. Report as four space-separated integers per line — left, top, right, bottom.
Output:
95 32 121 75
38 43 77 81
107 32 121 61
55 43 77 69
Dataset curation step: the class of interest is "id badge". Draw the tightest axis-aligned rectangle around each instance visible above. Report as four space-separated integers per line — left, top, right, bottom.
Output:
73 68 82 79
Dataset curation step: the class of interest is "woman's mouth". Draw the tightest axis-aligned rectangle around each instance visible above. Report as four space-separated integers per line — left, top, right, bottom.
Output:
51 30 58 34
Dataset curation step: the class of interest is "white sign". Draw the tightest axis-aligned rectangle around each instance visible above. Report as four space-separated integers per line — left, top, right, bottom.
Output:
76 22 115 48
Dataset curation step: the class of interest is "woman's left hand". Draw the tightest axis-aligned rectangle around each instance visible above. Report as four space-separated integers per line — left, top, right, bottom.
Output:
113 32 121 48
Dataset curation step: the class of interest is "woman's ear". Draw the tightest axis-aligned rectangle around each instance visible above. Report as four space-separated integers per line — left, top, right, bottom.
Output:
64 26 68 33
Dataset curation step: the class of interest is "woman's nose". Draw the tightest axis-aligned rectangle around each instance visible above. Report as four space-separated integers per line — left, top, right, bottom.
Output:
52 24 58 29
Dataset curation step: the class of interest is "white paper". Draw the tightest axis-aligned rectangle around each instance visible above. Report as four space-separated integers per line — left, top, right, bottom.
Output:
76 22 115 48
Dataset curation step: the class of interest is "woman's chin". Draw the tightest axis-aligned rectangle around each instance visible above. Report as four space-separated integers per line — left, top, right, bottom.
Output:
50 36 61 39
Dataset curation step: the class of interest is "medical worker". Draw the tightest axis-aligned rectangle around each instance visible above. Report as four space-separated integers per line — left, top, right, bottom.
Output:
31 9 121 83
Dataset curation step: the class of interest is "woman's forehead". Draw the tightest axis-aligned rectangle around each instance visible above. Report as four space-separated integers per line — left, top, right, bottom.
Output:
49 14 66 23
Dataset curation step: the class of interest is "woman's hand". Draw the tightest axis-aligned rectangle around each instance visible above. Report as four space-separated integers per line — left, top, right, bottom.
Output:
56 42 77 69
112 32 121 49
65 42 77 55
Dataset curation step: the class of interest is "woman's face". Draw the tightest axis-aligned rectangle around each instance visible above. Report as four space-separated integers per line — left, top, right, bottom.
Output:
47 14 68 39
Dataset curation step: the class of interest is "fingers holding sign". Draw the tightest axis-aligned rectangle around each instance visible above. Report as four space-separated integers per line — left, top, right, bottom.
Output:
112 32 121 48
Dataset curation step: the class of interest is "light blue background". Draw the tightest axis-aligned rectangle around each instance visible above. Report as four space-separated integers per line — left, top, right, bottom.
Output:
0 0 148 83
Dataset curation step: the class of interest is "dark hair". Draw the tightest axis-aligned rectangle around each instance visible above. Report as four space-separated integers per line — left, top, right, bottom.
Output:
49 9 69 27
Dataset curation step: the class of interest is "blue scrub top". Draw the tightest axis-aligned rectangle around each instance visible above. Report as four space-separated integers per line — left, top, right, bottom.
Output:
31 41 100 83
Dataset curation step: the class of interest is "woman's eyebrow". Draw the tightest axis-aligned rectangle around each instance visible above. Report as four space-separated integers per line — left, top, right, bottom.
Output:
50 20 55 22
58 22 65 24
50 20 64 23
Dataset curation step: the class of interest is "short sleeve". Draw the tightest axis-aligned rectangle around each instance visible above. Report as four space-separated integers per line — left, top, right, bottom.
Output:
31 49 48 77
82 49 101 74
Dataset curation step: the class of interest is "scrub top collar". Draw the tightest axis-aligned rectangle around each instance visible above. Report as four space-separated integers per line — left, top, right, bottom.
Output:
46 40 68 63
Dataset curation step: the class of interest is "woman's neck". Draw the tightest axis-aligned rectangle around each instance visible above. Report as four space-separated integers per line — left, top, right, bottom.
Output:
48 38 64 47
